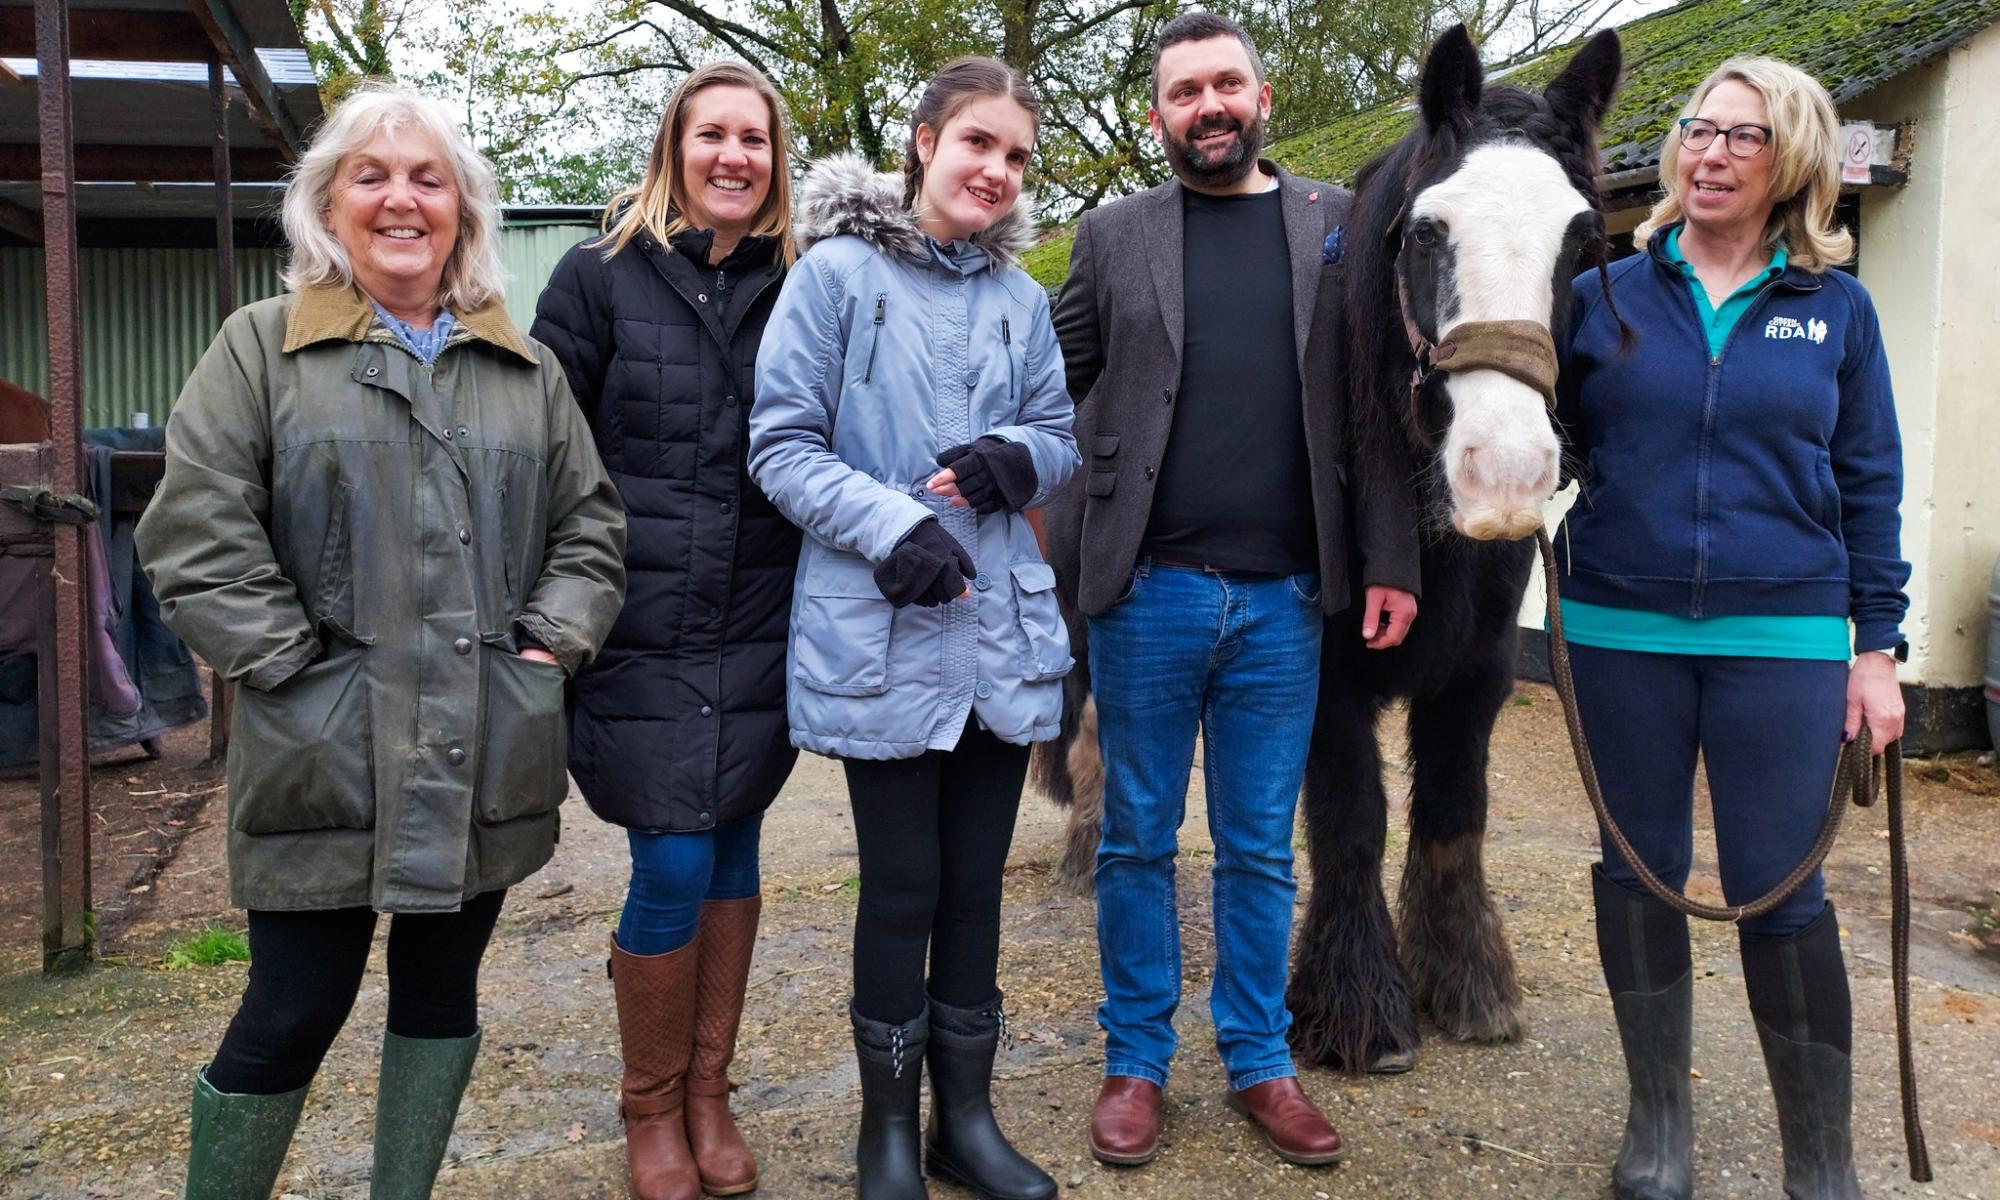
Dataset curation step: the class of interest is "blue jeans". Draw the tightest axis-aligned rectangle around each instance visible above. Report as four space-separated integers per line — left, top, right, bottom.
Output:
1088 561 1323 1090
1569 644 1845 936
617 812 764 955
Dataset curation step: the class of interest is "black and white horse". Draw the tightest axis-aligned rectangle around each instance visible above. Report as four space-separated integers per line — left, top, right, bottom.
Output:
1036 25 1625 1073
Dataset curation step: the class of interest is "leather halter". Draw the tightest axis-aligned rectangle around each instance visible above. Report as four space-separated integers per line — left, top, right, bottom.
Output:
1401 300 1560 445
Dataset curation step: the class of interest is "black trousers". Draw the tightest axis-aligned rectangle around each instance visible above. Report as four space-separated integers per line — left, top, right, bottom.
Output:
204 889 506 1095
843 722 1030 1023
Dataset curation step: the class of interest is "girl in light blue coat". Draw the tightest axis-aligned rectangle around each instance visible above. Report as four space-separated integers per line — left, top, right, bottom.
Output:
749 57 1076 1200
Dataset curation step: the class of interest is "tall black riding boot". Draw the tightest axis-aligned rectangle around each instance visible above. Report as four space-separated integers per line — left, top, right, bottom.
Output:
851 1001 929 1200
1740 904 1865 1200
1593 865 1695 1200
924 995 1055 1200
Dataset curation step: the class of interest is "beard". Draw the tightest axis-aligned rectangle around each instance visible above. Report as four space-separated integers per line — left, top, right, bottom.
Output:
1166 112 1265 187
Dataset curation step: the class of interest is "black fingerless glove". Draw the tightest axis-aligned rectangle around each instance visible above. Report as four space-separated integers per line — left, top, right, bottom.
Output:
935 436 1037 514
872 518 976 608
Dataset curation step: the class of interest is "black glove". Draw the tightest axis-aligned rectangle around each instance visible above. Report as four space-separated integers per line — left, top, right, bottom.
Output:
872 518 976 608
935 436 1037 514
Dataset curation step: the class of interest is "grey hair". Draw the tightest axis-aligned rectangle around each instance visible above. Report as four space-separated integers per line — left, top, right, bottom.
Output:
280 81 506 311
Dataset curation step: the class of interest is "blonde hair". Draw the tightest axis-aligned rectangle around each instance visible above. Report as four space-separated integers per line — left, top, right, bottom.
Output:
1635 56 1855 273
280 82 507 310
599 61 796 264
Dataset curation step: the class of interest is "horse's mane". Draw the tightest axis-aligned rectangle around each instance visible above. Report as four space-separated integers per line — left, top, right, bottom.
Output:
1342 83 1623 471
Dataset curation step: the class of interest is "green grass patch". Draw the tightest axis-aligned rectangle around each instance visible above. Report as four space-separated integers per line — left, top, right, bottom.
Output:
162 925 250 969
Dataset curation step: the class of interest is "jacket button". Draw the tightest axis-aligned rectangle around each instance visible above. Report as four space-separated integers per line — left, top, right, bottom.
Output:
697 293 709 303
974 576 991 591
457 426 468 438
446 747 467 766
709 606 721 619
701 705 714 717
458 527 471 544
961 370 978 387
974 681 992 699
699 811 713 825
365 366 379 378
443 428 454 439
1144 466 1156 479
726 394 738 407
453 637 472 655
720 501 732 514
1163 387 1173 404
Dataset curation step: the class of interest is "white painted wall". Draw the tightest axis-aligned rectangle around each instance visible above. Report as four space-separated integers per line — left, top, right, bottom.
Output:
1522 26 2000 692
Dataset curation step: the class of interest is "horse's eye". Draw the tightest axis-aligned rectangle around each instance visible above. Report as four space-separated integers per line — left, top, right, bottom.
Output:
1412 225 1438 248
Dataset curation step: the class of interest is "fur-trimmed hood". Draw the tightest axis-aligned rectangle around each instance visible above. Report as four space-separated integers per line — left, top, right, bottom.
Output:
795 153 1038 271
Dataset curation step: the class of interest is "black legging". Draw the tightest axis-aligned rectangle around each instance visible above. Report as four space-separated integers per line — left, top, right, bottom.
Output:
843 722 1030 1024
204 888 506 1095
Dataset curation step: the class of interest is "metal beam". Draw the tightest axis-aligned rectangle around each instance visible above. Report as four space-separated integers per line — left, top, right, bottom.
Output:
189 0 303 157
0 196 38 243
0 8 213 60
0 143 289 182
36 0 95 976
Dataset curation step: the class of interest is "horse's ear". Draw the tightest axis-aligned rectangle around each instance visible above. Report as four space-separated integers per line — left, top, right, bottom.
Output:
1419 24 1482 134
1545 29 1623 135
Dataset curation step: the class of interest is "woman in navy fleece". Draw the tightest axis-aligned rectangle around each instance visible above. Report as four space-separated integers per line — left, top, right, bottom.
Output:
1557 58 1907 1200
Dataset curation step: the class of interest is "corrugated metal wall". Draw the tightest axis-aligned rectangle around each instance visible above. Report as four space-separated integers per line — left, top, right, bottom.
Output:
0 223 597 429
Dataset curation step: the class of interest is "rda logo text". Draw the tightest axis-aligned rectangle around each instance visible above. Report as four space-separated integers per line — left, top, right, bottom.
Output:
1764 315 1828 344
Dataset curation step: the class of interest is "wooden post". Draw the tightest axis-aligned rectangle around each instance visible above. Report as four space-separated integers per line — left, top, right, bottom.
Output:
206 50 236 763
36 0 92 974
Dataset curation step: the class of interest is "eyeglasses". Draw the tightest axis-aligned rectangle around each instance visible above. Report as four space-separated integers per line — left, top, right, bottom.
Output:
1678 117 1772 158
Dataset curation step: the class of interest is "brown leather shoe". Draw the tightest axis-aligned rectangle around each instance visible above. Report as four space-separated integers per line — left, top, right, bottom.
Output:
610 934 702 1200
1089 1076 1162 1166
687 897 761 1196
1223 1076 1344 1166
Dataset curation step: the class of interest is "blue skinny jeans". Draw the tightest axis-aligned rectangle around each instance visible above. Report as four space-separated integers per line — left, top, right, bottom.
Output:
616 811 764 955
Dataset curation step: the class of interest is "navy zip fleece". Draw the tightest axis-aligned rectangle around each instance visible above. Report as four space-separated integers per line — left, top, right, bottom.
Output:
1554 228 1909 655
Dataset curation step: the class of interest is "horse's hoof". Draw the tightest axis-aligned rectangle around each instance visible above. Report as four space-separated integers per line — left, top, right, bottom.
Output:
1366 1046 1418 1074
1428 998 1526 1045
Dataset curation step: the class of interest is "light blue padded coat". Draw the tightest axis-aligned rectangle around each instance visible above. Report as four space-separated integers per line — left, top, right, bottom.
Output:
750 155 1079 760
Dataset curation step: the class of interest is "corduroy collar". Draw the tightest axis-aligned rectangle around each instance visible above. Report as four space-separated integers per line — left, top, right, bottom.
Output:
282 283 536 363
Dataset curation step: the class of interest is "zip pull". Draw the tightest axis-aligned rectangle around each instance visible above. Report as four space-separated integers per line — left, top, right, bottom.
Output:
1002 315 1016 398
864 293 887 383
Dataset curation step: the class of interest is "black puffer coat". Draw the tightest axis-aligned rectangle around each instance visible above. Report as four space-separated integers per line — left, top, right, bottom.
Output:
533 229 799 831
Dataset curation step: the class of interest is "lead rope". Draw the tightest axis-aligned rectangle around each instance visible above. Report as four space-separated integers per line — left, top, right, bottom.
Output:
1536 528 1931 1181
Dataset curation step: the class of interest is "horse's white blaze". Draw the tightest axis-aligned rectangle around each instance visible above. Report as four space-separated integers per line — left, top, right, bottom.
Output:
1412 143 1586 540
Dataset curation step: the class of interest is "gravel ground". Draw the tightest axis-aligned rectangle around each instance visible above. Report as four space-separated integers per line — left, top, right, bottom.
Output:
2 682 1996 1199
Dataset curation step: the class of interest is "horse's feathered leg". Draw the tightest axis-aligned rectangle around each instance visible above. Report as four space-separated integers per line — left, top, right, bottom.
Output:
1287 667 1417 1073
1398 664 1525 1044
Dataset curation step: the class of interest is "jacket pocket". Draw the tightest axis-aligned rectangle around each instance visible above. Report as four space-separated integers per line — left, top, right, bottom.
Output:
228 649 374 833
794 557 894 696
1010 560 1074 681
1091 434 1120 458
475 651 569 823
1086 470 1117 498
1813 449 1841 532
311 482 372 645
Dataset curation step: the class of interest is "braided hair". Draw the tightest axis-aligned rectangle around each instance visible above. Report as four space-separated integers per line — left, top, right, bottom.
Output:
901 57 1042 209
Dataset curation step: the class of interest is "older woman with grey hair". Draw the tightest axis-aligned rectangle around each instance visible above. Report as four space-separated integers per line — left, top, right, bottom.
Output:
136 82 625 1200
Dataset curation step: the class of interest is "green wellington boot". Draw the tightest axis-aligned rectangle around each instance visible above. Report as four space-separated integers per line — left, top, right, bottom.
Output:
184 1067 309 1200
369 1029 483 1199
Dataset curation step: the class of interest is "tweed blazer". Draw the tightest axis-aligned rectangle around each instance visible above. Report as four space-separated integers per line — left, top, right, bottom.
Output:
1048 162 1420 617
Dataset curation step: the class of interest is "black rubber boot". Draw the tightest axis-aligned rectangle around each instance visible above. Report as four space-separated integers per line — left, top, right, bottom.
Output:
923 995 1056 1200
851 1001 929 1200
1740 904 1865 1200
1593 866 1694 1200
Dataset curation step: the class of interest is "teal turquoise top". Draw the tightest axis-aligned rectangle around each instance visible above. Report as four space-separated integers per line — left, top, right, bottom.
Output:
1557 227 1849 661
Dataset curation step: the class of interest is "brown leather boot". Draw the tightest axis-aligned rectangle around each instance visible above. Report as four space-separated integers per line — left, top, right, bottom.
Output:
610 933 702 1200
1223 1076 1344 1166
1089 1076 1162 1166
687 896 761 1196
